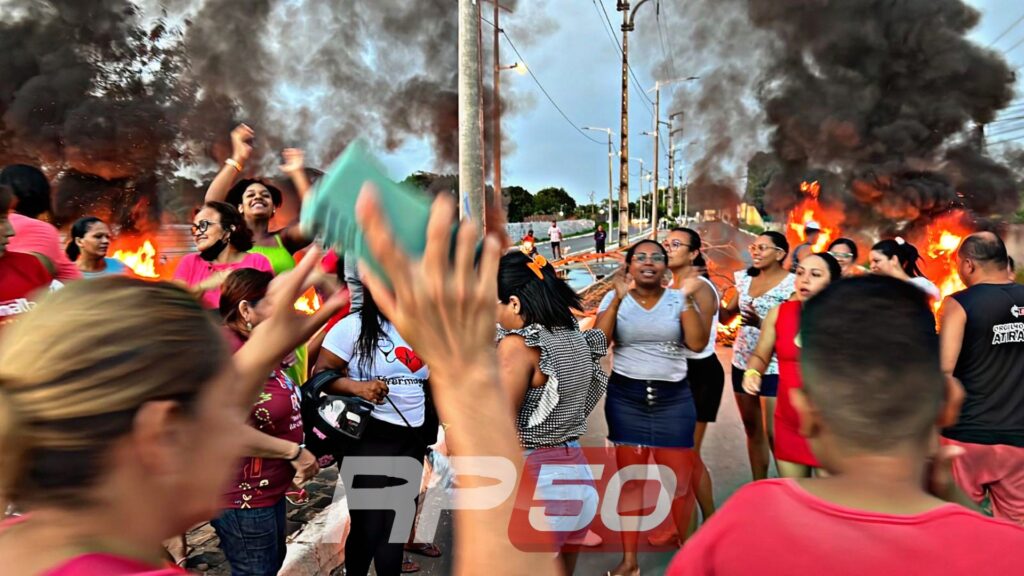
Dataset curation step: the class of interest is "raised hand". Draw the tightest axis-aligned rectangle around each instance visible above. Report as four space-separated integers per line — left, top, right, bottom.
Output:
740 303 762 329
231 124 255 164
614 269 632 300
279 148 305 175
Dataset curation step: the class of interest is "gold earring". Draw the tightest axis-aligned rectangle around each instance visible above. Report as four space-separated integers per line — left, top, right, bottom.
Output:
246 321 253 331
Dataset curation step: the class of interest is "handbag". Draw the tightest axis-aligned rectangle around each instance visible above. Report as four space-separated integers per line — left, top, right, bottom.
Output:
301 370 377 461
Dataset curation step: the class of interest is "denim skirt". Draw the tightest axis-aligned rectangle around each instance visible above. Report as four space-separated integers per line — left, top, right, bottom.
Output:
605 372 696 448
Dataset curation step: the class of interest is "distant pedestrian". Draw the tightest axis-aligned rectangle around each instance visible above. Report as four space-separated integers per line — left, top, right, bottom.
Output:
789 221 820 273
522 228 536 255
549 220 563 260
594 224 607 260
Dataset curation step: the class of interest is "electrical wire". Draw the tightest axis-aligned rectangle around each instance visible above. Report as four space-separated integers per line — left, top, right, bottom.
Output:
593 0 657 113
989 12 1024 47
480 17 605 146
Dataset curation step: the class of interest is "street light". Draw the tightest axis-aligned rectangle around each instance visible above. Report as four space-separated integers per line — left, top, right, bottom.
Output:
583 126 616 240
646 76 699 238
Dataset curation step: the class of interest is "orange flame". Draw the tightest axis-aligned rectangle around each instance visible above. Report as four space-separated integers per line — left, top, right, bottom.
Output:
294 286 322 315
786 181 843 253
920 213 970 312
111 237 160 279
717 315 742 346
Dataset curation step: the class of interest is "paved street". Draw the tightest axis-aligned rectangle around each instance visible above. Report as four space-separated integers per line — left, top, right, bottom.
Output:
403 346 759 576
533 225 653 261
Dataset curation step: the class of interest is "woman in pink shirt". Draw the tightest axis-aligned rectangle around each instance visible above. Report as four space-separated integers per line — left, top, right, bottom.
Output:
173 201 272 308
0 164 82 281
0 254 346 575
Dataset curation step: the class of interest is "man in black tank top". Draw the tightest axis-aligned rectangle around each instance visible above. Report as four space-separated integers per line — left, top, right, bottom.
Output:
939 231 1024 524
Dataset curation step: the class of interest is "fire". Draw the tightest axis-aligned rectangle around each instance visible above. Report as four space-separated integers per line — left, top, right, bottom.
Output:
111 238 160 279
294 286 322 315
920 213 970 312
717 315 742 346
786 181 844 253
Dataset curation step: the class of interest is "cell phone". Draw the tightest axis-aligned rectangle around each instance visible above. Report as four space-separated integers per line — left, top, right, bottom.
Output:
300 141 458 288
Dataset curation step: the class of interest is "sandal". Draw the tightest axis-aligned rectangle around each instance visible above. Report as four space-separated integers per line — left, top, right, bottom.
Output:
402 556 421 573
404 542 442 558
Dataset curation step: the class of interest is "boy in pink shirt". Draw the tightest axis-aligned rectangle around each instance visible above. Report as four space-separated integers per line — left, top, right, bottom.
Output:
668 276 1024 575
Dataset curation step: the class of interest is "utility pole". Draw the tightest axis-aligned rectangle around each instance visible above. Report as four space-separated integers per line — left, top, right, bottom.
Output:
583 126 616 239
488 1 512 218
650 86 659 238
667 112 683 221
458 0 485 226
617 0 651 247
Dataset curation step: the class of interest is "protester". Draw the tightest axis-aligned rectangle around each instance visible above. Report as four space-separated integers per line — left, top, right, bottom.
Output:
0 184 53 330
0 248 344 575
665 228 722 524
594 224 607 258
209 269 319 575
65 216 128 279
495 248 608 573
939 232 1024 524
827 237 862 277
668 275 1024 575
870 238 940 300
596 239 709 576
173 201 273 309
742 253 842 478
0 165 81 281
548 220 563 260
789 221 820 273
353 183 561 575
205 125 313 274
722 231 795 480
313 280 435 576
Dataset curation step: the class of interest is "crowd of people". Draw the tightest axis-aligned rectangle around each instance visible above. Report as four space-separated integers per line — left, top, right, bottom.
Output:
1 123 1024 576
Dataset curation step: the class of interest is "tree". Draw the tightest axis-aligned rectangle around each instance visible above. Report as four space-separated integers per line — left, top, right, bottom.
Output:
504 185 534 222
533 187 576 217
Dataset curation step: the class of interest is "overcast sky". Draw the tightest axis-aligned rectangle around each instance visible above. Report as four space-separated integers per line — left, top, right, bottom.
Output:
378 0 1024 207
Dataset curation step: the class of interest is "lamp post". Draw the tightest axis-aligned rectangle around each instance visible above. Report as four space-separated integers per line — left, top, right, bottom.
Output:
616 0 652 247
458 0 484 226
583 126 616 240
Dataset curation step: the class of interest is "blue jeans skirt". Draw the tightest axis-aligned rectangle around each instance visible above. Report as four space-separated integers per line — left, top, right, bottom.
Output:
212 498 287 576
605 372 697 448
521 440 599 549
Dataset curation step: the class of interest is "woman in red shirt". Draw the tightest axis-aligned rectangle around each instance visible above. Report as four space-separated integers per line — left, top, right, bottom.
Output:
742 253 841 477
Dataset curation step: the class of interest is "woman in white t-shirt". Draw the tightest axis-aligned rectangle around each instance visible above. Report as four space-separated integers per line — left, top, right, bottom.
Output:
869 238 940 301
313 283 434 576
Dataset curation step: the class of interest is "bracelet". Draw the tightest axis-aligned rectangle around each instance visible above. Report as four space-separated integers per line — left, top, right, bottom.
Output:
288 443 305 461
744 368 762 379
225 158 243 173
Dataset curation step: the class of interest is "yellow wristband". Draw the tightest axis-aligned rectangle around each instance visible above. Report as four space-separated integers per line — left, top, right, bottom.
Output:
744 368 762 379
225 158 243 173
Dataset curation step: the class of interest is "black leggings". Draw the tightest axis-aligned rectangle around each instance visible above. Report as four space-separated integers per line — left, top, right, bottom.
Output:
339 418 427 576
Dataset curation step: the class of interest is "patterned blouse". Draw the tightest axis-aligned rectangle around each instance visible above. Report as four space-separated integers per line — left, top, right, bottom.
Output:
496 322 609 449
731 270 796 374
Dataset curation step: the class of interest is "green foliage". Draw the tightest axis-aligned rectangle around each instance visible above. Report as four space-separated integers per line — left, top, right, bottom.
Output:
505 185 534 222
533 187 576 217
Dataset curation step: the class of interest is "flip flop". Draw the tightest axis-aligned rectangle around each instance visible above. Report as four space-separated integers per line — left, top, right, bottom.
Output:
402 556 421 573
404 542 443 558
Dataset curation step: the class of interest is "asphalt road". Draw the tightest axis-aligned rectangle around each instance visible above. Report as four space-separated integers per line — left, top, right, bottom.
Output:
398 345 761 576
533 225 652 261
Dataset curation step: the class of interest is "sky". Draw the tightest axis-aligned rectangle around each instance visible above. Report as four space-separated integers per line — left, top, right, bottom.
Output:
378 0 1024 207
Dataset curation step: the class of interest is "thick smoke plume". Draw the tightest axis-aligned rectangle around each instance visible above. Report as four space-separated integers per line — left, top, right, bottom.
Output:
0 0 533 224
647 0 1018 226
752 0 1018 228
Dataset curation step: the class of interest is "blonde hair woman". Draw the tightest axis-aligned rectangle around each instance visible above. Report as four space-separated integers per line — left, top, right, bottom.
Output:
0 250 343 575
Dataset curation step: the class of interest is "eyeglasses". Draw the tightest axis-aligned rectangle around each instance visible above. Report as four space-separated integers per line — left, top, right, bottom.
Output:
633 253 667 263
749 244 783 254
662 240 694 251
190 220 221 235
829 251 854 261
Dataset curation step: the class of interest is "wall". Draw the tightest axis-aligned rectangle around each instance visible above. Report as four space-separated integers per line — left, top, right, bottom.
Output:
506 220 595 241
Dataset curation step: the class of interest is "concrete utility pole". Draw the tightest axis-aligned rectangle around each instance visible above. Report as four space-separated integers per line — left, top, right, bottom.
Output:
583 126 616 239
617 0 651 247
488 1 513 218
459 0 485 226
650 86 660 237
668 112 683 220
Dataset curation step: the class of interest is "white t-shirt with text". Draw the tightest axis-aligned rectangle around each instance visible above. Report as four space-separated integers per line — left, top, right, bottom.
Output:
322 315 429 427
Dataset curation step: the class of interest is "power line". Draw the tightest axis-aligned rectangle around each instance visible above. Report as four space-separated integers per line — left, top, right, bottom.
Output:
656 0 677 77
987 123 1024 138
989 11 1024 47
1004 34 1024 55
990 115 1024 124
593 0 657 113
989 134 1024 146
482 19 605 146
